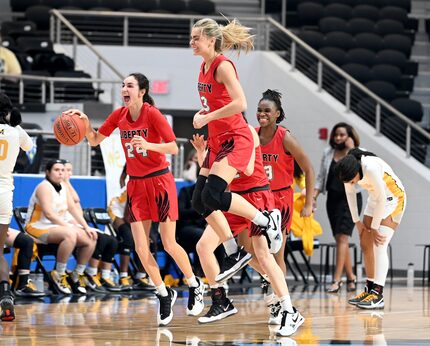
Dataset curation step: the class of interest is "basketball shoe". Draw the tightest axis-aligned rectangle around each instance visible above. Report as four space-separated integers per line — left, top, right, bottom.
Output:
68 272 87 295
0 292 15 322
15 279 45 298
357 290 384 309
263 209 283 254
186 277 205 316
277 307 305 337
50 270 72 294
348 287 370 306
118 276 133 291
157 287 177 326
215 246 252 283
100 277 122 292
198 287 238 324
84 273 106 293
133 277 156 291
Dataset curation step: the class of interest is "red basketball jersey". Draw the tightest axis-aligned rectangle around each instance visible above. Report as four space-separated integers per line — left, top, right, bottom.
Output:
257 126 294 191
98 103 176 176
230 145 269 192
198 54 248 137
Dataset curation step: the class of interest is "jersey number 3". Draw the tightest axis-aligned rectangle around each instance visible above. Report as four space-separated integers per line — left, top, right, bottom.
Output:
0 139 8 161
264 165 273 181
200 96 210 112
125 142 147 158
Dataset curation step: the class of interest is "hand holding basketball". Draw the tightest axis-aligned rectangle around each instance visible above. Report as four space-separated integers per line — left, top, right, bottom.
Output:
53 111 87 146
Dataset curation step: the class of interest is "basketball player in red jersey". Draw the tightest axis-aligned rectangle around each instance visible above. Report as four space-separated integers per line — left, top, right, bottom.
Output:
190 18 282 283
192 129 305 336
62 73 204 327
256 89 315 276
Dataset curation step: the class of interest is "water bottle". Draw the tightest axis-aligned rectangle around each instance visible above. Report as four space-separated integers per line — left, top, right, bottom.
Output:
407 263 414 287
112 268 119 285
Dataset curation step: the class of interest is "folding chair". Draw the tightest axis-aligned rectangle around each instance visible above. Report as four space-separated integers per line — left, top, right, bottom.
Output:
85 207 140 274
13 207 62 294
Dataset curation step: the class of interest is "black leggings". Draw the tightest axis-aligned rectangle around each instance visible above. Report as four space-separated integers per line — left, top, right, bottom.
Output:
92 233 118 263
13 232 34 271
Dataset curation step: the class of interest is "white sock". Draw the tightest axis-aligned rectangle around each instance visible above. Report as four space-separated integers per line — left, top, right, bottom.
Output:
135 272 146 279
75 264 86 275
85 267 97 277
157 283 168 297
252 211 269 227
373 225 394 287
187 275 199 288
279 295 294 313
120 272 128 278
223 238 238 256
56 262 67 275
101 269 111 280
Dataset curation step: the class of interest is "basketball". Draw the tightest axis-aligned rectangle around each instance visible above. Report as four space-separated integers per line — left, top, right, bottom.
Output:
53 113 86 146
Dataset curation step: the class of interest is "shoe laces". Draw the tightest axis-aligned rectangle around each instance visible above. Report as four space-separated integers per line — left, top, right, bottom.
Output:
354 291 369 301
77 273 86 287
91 275 102 287
26 280 38 291
205 300 226 317
159 291 173 318
120 276 131 286
361 293 379 303
103 277 116 286
60 274 71 289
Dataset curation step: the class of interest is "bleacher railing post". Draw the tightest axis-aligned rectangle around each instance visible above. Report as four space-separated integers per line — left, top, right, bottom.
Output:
345 81 350 112
406 125 411 158
317 61 322 92
375 103 381 135
123 17 129 46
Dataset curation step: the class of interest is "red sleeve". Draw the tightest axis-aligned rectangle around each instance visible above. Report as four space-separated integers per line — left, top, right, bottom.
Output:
149 106 176 142
98 108 123 137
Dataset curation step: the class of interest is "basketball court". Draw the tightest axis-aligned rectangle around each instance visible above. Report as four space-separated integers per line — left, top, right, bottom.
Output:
3 282 429 345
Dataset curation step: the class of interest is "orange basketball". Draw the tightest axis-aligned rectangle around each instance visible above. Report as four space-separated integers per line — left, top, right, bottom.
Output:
53 113 86 146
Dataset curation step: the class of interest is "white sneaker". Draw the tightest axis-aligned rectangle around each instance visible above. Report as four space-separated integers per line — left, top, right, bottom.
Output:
186 277 205 316
50 270 72 295
265 209 283 254
157 287 177 326
277 307 305 337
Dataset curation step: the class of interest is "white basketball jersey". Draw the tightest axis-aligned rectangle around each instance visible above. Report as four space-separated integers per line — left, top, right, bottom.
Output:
0 124 33 192
26 181 69 226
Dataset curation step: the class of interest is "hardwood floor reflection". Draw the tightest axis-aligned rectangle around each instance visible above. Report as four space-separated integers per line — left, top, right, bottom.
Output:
1 284 429 345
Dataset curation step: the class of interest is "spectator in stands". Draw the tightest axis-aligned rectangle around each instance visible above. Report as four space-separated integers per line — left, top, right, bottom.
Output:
0 92 33 321
0 34 22 75
5 228 45 297
182 149 199 182
62 160 121 292
313 123 361 293
25 160 97 295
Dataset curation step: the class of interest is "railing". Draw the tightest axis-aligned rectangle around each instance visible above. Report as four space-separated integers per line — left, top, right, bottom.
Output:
22 129 188 178
0 73 120 104
266 16 430 162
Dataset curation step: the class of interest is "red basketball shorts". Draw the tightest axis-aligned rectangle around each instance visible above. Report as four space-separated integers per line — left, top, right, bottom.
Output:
202 127 253 173
273 187 294 234
126 171 178 222
224 189 274 237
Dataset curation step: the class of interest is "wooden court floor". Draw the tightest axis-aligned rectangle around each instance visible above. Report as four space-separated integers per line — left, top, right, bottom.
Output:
1 283 430 345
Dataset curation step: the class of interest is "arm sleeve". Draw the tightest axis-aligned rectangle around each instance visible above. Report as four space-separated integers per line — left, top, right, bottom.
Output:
98 109 121 137
366 165 387 230
18 126 33 151
344 183 360 223
149 107 176 143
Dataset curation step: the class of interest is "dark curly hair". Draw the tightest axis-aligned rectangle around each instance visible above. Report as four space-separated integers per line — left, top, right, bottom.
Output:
259 89 285 123
335 148 376 182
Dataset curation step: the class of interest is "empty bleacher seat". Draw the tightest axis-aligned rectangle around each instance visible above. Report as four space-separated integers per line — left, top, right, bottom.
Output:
383 34 412 57
354 32 384 52
375 19 405 36
25 5 52 31
351 5 380 21
341 63 372 83
319 47 347 66
347 48 376 66
365 80 397 101
298 30 324 49
297 2 324 27
188 0 216 15
319 17 348 34
323 3 352 20
324 31 355 50
346 18 375 35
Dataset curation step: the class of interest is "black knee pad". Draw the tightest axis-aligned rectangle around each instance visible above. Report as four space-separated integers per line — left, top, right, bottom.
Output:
117 223 134 256
101 235 118 263
201 174 232 212
13 232 34 270
191 175 208 215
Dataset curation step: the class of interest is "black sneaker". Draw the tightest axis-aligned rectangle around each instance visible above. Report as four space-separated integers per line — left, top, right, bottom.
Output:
84 273 106 293
186 277 205 316
15 280 45 298
67 273 87 295
215 246 252 283
157 287 177 326
198 288 238 324
132 277 156 291
0 293 15 321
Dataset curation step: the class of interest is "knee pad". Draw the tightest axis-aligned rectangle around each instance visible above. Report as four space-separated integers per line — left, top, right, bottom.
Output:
92 233 107 260
117 223 134 256
191 175 208 215
13 232 34 269
201 174 232 212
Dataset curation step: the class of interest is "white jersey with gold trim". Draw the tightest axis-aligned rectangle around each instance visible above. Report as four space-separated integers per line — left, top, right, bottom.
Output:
0 124 33 193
